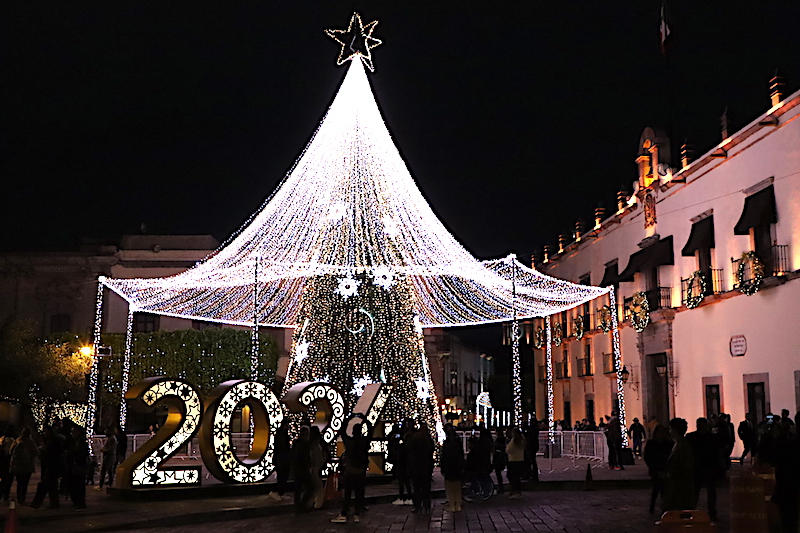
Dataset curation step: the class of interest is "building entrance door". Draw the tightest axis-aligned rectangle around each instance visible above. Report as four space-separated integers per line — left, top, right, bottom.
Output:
747 382 767 425
647 353 670 425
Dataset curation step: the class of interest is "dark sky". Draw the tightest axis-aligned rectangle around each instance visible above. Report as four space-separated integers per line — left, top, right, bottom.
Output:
4 2 800 260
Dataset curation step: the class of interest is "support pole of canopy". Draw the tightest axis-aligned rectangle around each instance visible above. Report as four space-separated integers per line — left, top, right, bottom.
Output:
609 289 628 446
120 309 134 430
251 256 259 381
511 261 522 428
545 315 555 443
86 278 105 451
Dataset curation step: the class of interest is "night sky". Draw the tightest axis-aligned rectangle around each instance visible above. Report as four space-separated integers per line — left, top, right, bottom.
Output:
4 2 800 261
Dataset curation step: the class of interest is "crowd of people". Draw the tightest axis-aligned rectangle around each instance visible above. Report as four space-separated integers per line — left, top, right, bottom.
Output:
0 419 125 511
642 410 800 532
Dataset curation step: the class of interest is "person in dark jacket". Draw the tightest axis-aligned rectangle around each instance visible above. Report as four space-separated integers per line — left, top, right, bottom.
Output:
291 426 314 513
440 424 464 512
629 418 646 457
406 422 434 513
737 413 758 463
492 429 507 492
606 411 623 470
331 420 371 523
30 426 64 509
662 418 694 513
644 424 672 514
389 420 413 505
268 419 292 501
115 425 128 468
686 417 721 521
525 421 540 481
64 426 88 509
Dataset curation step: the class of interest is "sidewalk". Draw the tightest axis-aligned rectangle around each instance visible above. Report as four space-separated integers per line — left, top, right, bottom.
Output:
1 456 652 533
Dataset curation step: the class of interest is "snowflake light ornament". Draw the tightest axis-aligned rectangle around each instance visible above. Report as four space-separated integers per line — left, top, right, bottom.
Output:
414 377 431 400
351 375 375 397
293 341 311 365
372 266 396 291
335 277 360 299
413 315 424 335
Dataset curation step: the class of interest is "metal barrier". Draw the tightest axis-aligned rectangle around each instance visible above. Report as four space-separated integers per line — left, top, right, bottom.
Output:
92 433 253 460
538 431 608 464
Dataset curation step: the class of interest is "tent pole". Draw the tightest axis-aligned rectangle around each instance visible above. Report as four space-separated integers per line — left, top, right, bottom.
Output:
251 256 259 381
511 260 522 428
545 315 555 443
86 277 105 451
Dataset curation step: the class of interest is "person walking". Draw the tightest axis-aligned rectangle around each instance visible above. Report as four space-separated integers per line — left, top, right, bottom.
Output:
525 421 540 481
406 421 434 513
331 421 371 523
96 427 117 490
291 426 314 514
9 427 38 504
64 426 88 510
492 428 507 493
268 419 292 501
606 411 624 470
643 425 672 515
737 413 758 463
389 420 413 505
115 426 128 468
0 427 16 502
441 424 464 512
629 417 646 457
308 425 326 510
29 426 64 509
662 418 695 513
505 427 526 499
686 418 721 521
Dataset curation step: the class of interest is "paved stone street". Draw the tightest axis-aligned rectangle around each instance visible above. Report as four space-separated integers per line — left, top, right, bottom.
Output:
120 488 729 533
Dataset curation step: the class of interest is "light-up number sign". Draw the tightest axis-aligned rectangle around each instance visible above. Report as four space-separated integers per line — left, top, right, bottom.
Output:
116 377 392 490
199 380 283 484
115 377 202 488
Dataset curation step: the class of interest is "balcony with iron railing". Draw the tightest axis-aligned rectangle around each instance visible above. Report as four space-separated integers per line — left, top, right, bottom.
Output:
623 286 672 319
681 268 724 305
576 357 593 377
555 360 570 379
602 353 616 375
732 244 790 290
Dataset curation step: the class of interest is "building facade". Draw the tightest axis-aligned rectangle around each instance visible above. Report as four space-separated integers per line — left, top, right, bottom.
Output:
532 80 799 455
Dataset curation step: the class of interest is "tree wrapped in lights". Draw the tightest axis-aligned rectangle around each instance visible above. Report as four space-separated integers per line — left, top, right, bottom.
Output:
285 272 437 428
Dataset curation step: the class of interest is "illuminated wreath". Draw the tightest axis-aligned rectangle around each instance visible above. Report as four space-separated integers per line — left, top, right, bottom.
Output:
629 291 650 332
552 322 563 347
737 251 765 296
598 305 612 333
684 270 706 309
533 325 545 349
573 315 584 340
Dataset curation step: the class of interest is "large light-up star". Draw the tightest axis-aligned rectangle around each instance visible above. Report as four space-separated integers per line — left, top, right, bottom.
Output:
325 12 382 72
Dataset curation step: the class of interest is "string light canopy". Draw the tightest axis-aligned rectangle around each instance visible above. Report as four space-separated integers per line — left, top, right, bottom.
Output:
100 46 607 328
98 14 616 431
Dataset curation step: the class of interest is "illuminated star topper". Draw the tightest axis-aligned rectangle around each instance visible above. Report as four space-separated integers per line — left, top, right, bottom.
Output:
325 12 382 72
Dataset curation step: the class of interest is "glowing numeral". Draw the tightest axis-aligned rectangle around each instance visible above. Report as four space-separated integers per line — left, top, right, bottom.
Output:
282 381 346 473
199 380 283 484
116 377 202 488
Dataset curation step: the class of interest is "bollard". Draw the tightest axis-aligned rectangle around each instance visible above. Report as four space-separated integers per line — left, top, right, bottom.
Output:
583 464 594 491
4 500 18 533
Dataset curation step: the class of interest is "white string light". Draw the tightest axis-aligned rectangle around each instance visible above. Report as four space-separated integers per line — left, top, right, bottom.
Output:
121 309 134 430
545 315 555 443
86 278 104 446
609 290 628 447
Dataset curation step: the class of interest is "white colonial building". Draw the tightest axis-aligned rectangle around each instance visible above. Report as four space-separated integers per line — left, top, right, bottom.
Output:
532 77 800 456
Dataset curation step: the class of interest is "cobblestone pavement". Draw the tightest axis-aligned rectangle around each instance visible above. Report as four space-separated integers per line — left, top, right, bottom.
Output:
121 488 731 533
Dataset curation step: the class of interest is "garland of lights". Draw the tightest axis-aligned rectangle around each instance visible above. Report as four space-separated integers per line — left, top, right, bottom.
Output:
629 291 650 332
573 315 584 340
684 270 706 309
737 251 765 296
608 290 628 447
545 316 555 443
552 322 563 347
511 262 522 428
598 305 612 333
533 325 545 349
